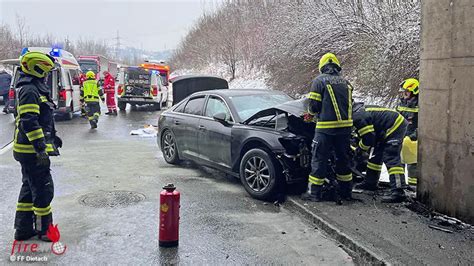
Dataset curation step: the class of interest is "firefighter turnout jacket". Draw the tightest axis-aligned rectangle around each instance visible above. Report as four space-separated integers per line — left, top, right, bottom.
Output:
308 72 353 135
352 104 408 190
13 74 59 160
353 105 406 152
80 79 104 103
396 96 418 140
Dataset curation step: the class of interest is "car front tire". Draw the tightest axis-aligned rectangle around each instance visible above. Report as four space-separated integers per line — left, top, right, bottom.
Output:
161 130 180 164
240 148 281 201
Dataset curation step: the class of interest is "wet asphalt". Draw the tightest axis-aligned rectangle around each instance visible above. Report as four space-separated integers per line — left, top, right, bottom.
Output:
0 105 352 265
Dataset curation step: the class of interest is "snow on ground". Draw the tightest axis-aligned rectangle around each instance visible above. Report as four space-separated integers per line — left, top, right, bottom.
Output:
171 63 270 90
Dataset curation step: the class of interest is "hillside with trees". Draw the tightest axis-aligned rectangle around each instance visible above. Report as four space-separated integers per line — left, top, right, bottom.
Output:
170 0 420 104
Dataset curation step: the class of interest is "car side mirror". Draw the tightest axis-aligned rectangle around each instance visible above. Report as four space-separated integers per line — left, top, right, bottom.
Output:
213 112 230 126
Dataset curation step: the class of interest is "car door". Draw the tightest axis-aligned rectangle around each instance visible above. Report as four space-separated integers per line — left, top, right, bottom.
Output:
69 69 81 111
172 95 206 159
198 95 233 168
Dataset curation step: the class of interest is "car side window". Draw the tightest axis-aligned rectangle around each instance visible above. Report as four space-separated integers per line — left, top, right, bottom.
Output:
174 101 186 113
183 96 205 116
205 96 232 121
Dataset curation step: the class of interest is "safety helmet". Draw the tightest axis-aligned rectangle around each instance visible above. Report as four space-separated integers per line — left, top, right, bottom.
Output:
319 53 341 73
399 78 419 95
20 51 55 78
86 71 95 79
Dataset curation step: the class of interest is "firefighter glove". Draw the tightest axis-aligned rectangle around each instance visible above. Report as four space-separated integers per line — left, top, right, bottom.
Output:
36 151 50 166
54 136 63 148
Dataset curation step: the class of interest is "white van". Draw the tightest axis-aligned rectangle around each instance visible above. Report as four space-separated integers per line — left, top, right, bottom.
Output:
2 47 82 119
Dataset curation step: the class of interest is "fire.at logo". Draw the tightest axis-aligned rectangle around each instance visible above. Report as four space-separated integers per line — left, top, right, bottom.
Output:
47 224 67 255
10 224 67 262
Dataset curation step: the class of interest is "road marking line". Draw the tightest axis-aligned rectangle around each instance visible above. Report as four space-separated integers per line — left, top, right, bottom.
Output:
0 141 13 155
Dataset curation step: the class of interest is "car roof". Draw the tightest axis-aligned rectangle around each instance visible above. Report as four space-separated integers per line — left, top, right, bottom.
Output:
191 89 283 98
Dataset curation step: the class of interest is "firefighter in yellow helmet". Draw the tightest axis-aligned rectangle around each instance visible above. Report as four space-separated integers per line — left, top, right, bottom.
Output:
302 53 354 201
396 78 419 187
80 71 104 129
13 51 63 241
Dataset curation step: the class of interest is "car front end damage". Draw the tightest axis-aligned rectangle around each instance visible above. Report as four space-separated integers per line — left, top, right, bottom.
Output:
275 135 312 183
243 98 315 183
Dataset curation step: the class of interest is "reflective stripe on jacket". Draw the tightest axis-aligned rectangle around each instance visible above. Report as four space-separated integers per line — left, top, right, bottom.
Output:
396 96 418 138
308 71 353 135
13 74 58 159
353 105 407 150
81 79 104 102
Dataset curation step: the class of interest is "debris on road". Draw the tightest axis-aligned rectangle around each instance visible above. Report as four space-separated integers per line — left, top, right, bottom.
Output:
428 224 454 234
130 124 158 137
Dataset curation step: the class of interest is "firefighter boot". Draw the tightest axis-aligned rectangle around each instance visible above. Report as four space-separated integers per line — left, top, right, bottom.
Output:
301 183 322 202
14 230 37 241
339 180 353 200
90 120 97 129
354 169 379 191
381 188 406 203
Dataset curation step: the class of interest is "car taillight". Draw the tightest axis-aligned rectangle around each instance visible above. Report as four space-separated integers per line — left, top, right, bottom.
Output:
118 85 123 95
8 88 15 100
59 89 67 100
152 85 158 96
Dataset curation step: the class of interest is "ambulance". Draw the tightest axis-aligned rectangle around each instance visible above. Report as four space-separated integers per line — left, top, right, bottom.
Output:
1 47 83 119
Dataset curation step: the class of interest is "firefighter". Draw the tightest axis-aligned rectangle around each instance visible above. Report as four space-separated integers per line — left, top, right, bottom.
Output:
103 71 117 115
352 103 408 203
13 51 62 241
396 78 419 187
302 53 354 201
81 71 104 129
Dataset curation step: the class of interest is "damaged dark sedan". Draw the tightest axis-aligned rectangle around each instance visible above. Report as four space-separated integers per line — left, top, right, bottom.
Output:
157 89 314 200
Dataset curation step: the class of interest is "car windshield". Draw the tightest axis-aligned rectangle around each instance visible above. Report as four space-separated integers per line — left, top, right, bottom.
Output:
229 92 293 121
79 61 98 74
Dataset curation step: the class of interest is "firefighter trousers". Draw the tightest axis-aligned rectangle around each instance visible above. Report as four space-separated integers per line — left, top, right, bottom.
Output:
86 102 101 124
308 132 352 186
406 163 418 185
15 159 54 233
365 121 408 191
106 92 116 112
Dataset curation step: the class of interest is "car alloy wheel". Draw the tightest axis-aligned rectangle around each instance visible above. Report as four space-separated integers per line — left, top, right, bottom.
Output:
163 131 176 161
244 156 271 192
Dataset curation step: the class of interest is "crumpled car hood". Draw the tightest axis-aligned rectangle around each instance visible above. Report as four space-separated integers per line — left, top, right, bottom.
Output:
243 98 309 124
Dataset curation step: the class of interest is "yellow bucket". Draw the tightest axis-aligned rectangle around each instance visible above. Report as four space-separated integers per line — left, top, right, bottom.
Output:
401 136 418 164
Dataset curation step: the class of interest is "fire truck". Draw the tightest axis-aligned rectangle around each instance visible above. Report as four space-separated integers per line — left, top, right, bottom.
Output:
77 55 117 80
140 61 170 86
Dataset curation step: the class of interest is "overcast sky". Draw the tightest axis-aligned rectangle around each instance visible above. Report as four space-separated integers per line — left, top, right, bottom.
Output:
0 0 224 51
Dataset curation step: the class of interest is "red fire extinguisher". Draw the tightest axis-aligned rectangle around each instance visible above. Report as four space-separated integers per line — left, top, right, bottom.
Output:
159 183 180 247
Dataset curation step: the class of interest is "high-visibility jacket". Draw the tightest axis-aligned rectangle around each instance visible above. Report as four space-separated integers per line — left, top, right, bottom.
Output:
13 74 59 160
396 96 418 139
81 79 104 103
353 104 407 151
308 69 353 135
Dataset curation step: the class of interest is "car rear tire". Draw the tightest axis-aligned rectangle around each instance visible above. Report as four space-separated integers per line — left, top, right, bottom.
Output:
118 102 127 111
240 148 281 201
153 103 161 111
161 130 180 164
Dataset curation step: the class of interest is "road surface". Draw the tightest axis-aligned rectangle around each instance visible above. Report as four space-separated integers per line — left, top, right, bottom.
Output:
0 106 353 265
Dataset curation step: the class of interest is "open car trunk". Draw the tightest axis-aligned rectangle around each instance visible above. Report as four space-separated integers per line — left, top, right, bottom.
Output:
170 75 228 105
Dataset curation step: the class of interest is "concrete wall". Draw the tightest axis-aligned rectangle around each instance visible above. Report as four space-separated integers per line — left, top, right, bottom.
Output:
418 0 474 224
